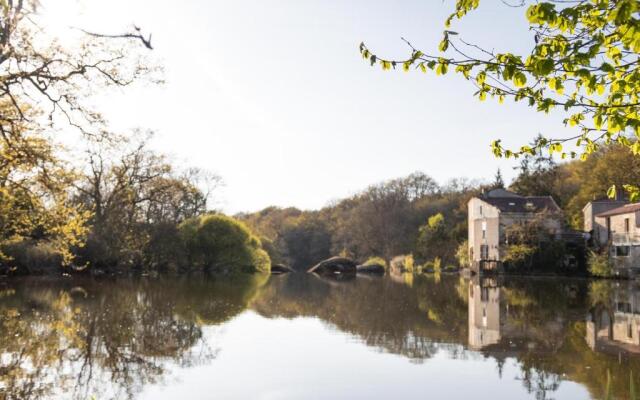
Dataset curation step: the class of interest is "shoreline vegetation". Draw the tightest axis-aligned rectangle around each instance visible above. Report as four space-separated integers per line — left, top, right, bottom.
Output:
4 141 640 279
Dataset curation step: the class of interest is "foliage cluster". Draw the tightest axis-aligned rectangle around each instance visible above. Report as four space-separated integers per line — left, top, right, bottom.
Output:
180 214 271 273
363 256 388 269
455 240 470 268
588 249 615 277
501 213 567 271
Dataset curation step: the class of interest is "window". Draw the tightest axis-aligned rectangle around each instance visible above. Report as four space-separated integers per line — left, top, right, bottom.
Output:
618 302 632 313
480 245 489 259
625 218 630 233
479 206 483 216
482 221 487 239
616 246 630 257
481 287 489 302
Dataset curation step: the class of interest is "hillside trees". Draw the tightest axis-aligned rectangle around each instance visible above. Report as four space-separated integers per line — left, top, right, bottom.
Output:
242 172 480 269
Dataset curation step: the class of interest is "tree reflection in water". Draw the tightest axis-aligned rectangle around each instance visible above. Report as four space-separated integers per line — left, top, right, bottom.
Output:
0 274 267 400
1 273 640 400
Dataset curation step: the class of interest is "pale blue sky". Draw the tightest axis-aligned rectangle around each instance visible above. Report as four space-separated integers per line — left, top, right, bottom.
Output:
48 1 577 213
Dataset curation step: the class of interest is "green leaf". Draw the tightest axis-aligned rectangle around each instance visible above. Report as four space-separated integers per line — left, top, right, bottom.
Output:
439 37 449 52
476 71 486 85
514 72 527 87
535 59 555 75
436 62 448 75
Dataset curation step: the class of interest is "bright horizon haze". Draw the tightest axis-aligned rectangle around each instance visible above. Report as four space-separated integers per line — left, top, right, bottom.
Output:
46 0 578 213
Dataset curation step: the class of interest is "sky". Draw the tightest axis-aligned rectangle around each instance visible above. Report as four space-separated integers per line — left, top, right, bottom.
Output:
42 0 579 214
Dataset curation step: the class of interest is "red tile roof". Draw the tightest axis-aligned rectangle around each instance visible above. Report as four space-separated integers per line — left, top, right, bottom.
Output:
596 203 640 217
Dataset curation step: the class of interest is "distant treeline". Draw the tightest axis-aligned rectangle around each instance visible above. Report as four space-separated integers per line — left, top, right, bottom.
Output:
239 142 640 271
238 172 479 271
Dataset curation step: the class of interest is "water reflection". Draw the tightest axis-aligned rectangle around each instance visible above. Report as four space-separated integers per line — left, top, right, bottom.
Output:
0 273 639 399
587 281 640 355
468 278 501 349
465 276 640 400
0 274 267 400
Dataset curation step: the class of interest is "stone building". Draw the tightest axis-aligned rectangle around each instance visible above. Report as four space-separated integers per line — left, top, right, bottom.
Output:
583 199 628 247
468 188 563 272
594 203 640 273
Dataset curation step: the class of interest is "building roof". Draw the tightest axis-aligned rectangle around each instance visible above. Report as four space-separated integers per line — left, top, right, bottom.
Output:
483 188 522 199
480 195 562 214
582 199 627 212
596 203 640 218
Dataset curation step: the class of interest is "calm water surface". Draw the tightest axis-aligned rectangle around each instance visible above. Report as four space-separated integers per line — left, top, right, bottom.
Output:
0 273 638 399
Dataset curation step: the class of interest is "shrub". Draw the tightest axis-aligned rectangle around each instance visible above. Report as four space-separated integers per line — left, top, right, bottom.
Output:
416 213 457 266
455 240 470 268
588 250 614 278
363 256 387 269
404 254 415 272
390 254 414 273
179 214 271 273
144 222 187 271
433 257 441 273
503 244 536 266
1 241 63 274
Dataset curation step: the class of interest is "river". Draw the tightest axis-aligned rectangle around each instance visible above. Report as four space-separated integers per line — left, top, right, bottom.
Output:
0 273 637 399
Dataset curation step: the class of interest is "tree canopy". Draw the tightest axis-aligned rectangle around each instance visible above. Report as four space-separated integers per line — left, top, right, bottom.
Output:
360 0 640 199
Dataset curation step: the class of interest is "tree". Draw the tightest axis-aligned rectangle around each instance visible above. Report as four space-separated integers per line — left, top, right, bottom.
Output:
74 133 220 269
0 1 157 140
415 213 456 265
179 214 271 273
277 214 331 271
0 103 89 270
510 134 561 198
360 0 640 199
0 1 157 271
492 169 505 189
565 143 640 224
502 212 566 270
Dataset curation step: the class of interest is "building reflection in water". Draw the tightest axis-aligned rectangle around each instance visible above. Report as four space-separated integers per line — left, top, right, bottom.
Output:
467 276 640 359
586 282 640 356
468 277 501 350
